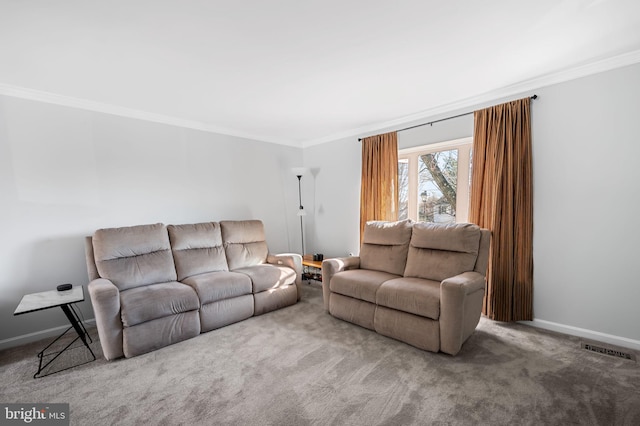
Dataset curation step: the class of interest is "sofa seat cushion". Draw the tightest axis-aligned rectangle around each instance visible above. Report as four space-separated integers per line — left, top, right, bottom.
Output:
181 271 252 305
376 277 441 320
330 269 400 304
233 264 296 293
120 281 199 327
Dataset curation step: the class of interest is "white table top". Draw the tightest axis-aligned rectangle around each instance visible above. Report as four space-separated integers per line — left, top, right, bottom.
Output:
14 285 84 315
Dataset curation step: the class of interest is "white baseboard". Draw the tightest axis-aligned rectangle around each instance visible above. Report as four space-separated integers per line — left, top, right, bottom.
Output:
0 319 95 352
521 319 640 351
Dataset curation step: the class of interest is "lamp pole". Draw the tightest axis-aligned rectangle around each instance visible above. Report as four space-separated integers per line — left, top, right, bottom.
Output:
291 167 308 256
297 174 305 255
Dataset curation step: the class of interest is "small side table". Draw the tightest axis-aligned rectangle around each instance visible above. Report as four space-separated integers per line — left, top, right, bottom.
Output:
14 285 96 378
302 255 323 283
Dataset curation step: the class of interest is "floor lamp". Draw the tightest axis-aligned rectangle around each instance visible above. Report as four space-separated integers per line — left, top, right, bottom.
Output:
291 167 308 255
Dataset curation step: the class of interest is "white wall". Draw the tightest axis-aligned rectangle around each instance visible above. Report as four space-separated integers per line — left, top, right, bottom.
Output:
0 96 303 345
302 138 362 258
303 62 640 349
531 63 640 345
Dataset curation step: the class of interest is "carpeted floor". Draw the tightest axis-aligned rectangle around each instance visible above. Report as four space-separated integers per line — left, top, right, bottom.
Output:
1 283 639 425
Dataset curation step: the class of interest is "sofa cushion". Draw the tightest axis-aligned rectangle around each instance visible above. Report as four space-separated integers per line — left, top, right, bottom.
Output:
168 222 229 281
254 284 298 316
330 269 400 304
376 277 441 320
329 293 377 331
181 271 252 305
374 307 440 352
220 220 269 270
93 223 177 291
404 223 481 282
122 311 200 358
359 220 412 276
120 281 199 327
234 264 296 293
410 222 481 253
199 295 254 332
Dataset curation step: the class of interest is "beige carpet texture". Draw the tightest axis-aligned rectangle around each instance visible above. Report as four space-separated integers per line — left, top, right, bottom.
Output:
1 283 639 425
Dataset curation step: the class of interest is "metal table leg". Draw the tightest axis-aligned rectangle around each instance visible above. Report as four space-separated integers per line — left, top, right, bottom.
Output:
33 303 96 378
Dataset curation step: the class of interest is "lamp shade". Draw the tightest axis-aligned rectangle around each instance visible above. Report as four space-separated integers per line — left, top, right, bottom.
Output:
291 167 308 177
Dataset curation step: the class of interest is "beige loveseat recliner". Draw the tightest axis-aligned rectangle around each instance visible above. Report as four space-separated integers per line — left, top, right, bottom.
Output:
85 220 301 360
322 220 490 355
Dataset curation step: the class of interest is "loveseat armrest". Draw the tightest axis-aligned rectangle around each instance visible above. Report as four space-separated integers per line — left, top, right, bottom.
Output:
88 278 124 360
267 253 303 300
321 256 361 311
439 271 486 356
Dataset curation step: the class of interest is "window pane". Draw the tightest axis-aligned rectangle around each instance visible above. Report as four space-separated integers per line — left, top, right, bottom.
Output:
418 149 458 223
398 159 409 220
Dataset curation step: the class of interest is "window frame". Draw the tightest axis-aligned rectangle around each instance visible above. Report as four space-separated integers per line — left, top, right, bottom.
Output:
398 137 473 223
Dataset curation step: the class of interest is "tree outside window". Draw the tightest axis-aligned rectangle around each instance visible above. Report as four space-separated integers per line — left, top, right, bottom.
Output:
398 138 472 224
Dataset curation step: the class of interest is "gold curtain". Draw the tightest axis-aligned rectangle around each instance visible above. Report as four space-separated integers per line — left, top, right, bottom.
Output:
360 131 399 243
469 98 533 322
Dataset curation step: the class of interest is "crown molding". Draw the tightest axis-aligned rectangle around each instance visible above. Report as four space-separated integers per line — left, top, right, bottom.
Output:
0 84 301 147
300 49 640 148
2 49 640 150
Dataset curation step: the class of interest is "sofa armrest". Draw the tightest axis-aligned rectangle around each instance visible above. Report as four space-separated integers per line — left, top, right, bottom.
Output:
267 253 303 301
439 271 486 356
321 256 361 311
88 278 124 360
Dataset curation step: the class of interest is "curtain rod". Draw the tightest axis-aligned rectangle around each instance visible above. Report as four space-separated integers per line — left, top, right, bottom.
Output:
358 94 538 141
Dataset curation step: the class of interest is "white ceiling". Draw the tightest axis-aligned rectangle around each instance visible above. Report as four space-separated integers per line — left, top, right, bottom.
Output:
2 0 640 147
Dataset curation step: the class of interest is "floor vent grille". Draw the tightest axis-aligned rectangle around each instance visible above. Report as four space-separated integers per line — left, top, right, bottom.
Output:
581 342 636 361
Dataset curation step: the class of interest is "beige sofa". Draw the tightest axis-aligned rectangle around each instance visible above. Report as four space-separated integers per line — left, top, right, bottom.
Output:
322 220 490 355
85 220 301 360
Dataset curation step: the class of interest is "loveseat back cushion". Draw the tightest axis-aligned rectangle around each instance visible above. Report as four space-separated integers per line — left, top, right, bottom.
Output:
93 223 177 291
359 220 412 276
404 222 481 282
220 220 269 270
167 222 229 281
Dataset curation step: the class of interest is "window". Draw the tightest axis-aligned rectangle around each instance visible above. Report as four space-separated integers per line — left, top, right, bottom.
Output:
398 137 472 223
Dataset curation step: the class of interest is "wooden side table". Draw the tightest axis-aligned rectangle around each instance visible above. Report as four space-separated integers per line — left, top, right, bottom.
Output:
302 255 323 283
